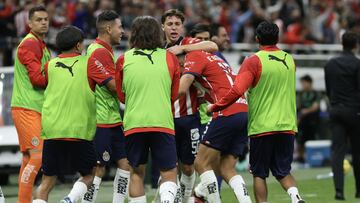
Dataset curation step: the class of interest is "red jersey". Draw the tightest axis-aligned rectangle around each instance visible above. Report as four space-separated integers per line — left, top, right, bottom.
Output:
171 37 201 118
183 50 248 118
17 31 49 88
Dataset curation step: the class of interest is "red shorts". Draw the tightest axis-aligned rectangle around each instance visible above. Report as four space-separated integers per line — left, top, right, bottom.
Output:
12 108 43 152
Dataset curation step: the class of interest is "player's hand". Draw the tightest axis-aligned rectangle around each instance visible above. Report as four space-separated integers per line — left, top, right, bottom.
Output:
167 45 184 55
206 104 214 116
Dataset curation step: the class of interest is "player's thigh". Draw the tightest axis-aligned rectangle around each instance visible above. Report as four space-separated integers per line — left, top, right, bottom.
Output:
250 135 274 179
125 132 149 168
175 115 201 165
93 127 113 165
221 112 248 157
149 132 177 171
202 113 247 155
71 140 97 176
12 109 43 152
110 125 127 162
270 134 294 179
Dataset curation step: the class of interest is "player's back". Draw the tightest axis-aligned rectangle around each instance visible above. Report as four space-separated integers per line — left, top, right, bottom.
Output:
184 50 247 117
121 48 175 132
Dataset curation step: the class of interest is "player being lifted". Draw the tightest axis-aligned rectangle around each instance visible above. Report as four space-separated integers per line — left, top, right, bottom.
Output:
83 10 130 203
177 42 251 203
161 9 218 203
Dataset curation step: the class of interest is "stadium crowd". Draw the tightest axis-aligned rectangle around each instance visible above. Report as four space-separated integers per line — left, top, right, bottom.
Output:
1 0 360 43
1 0 360 66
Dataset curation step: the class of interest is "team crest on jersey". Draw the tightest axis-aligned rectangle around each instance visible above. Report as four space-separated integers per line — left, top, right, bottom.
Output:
102 151 110 162
31 137 39 146
190 128 200 140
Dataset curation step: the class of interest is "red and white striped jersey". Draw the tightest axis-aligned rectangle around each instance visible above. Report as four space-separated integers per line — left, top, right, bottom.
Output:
172 86 198 118
183 50 248 118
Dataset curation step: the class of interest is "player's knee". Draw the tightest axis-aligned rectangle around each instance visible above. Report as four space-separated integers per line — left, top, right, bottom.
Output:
181 164 194 176
117 158 131 171
95 165 106 177
82 174 95 187
275 175 286 181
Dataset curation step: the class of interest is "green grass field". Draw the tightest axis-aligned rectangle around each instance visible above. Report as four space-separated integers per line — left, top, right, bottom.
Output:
2 167 359 203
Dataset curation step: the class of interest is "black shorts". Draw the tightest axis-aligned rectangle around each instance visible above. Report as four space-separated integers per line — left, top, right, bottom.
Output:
175 114 201 165
250 133 294 179
93 125 126 165
42 139 96 176
125 132 177 170
201 112 248 156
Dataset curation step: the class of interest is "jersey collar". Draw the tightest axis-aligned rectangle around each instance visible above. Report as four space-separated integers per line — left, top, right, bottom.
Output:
58 53 81 58
260 45 280 51
95 38 114 54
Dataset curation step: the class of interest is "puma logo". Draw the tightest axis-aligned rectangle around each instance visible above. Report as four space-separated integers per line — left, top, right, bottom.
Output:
55 60 78 76
268 54 289 69
133 50 156 64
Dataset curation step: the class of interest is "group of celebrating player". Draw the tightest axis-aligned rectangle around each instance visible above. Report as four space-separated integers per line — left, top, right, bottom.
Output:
9 4 306 203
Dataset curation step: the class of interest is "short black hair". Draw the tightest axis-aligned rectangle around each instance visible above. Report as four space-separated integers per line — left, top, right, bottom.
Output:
96 10 120 33
189 23 210 38
29 5 47 20
255 21 279 45
300 74 312 83
210 23 222 37
129 16 163 50
342 31 359 51
56 26 84 52
161 9 185 24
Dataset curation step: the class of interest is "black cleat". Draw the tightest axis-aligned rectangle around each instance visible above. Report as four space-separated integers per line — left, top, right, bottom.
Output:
335 192 345 200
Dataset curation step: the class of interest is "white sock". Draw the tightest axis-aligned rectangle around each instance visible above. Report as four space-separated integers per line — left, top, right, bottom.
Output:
128 195 146 203
199 170 220 203
174 175 182 203
67 181 88 202
82 176 102 203
187 196 195 203
159 181 178 203
180 172 196 203
32 200 47 203
194 182 206 198
229 175 252 203
113 168 130 203
287 187 302 203
0 186 4 203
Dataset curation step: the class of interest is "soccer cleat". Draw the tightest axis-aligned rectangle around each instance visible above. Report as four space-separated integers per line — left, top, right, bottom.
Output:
297 200 306 203
59 197 72 203
335 192 345 200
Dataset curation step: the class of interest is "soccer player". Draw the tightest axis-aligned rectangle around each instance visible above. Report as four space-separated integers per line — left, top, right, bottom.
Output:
32 25 116 203
207 21 305 203
177 46 251 203
162 9 218 55
161 10 218 203
209 23 231 64
115 16 180 203
324 31 360 200
82 10 130 203
11 5 50 203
